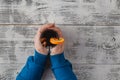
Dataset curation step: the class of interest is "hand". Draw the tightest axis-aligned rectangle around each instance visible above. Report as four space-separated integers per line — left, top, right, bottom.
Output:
49 27 64 55
34 23 54 55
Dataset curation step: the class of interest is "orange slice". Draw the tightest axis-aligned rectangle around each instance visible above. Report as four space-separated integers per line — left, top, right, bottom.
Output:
50 38 64 44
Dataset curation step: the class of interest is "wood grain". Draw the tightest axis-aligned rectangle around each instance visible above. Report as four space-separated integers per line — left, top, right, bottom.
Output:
0 0 120 80
0 0 120 25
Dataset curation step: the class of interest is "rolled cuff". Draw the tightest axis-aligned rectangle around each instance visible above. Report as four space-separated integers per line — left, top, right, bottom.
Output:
50 53 69 68
34 50 47 66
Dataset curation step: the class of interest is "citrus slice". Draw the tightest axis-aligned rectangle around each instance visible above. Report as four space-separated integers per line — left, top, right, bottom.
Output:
50 38 64 45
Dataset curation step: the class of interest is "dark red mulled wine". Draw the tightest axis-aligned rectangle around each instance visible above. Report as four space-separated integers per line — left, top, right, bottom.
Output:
40 29 59 47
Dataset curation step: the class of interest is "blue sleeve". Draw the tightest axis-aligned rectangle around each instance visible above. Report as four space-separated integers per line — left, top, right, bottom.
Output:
16 50 47 80
50 53 77 80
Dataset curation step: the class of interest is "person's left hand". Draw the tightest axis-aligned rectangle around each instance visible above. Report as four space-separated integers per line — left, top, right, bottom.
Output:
34 23 54 55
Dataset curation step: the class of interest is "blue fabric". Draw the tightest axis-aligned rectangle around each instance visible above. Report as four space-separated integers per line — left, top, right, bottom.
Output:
50 53 77 80
16 50 77 80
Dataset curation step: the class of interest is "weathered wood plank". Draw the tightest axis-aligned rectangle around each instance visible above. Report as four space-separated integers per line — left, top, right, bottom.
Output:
1 63 120 80
1 0 120 80
73 64 120 80
0 25 120 64
0 0 120 25
0 24 120 80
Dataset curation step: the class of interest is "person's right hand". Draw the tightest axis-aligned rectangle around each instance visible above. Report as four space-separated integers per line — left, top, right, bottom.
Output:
49 27 64 55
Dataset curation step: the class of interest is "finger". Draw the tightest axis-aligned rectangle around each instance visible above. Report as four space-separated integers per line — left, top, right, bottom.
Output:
34 31 41 42
34 34 43 47
40 38 46 43
34 34 39 42
43 41 47 47
35 23 54 41
37 23 55 34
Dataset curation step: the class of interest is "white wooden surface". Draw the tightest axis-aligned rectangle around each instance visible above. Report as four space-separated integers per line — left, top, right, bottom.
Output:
0 0 120 80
